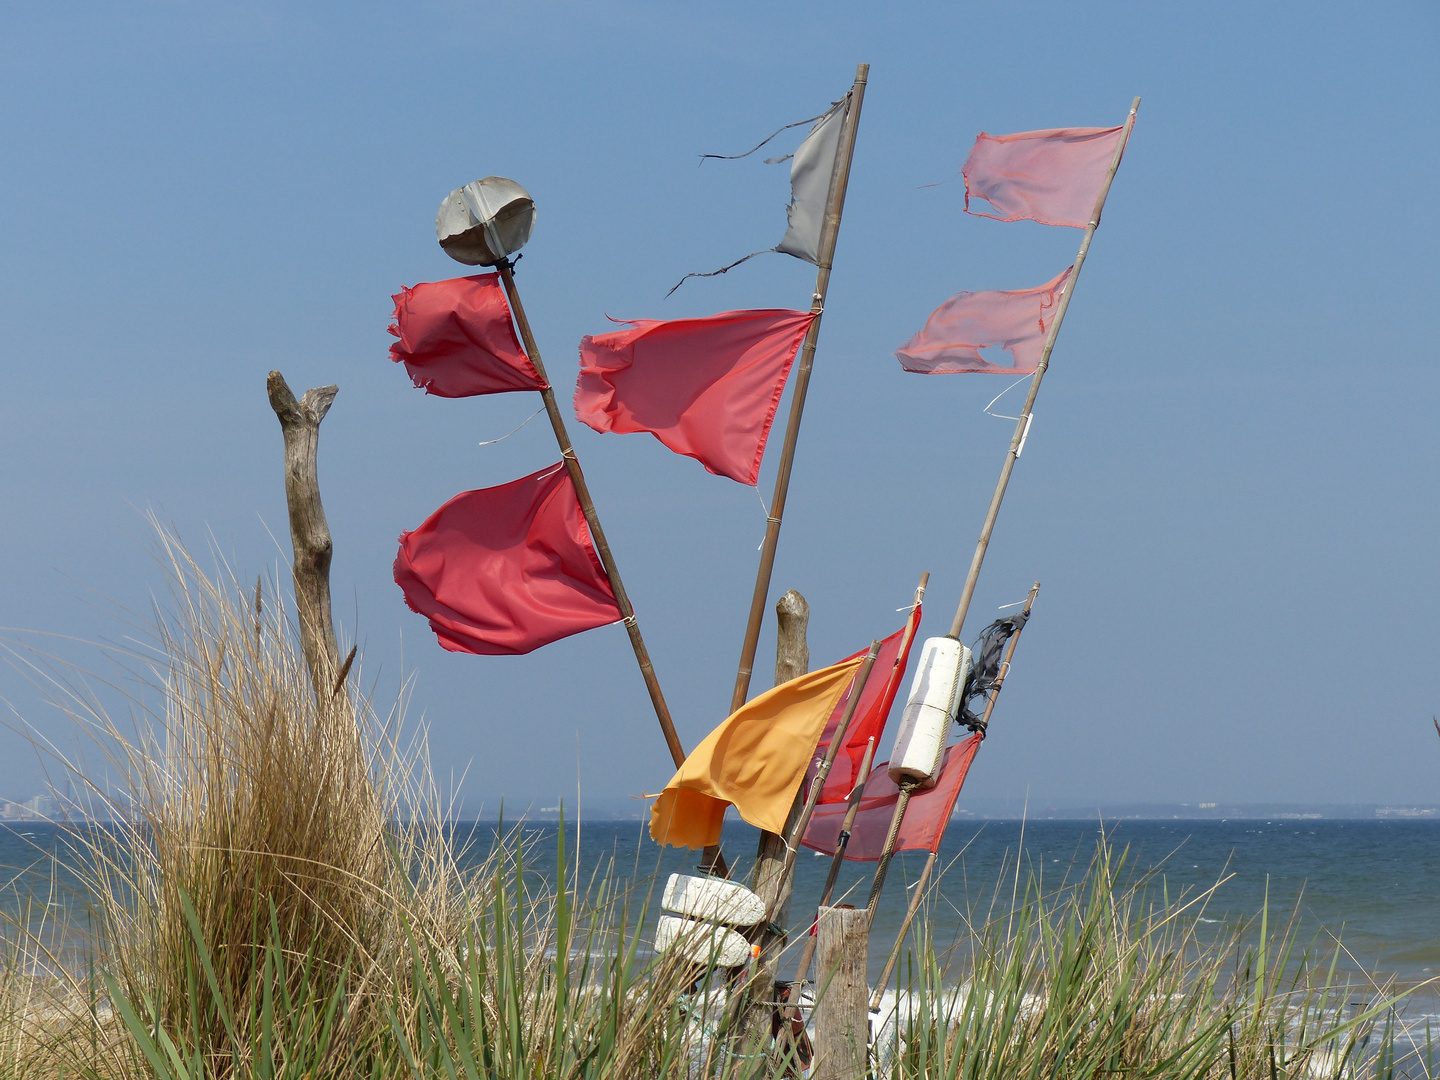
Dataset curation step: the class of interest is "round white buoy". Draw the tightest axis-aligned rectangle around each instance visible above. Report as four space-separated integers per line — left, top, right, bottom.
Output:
887 637 972 787
661 873 766 927
654 914 752 968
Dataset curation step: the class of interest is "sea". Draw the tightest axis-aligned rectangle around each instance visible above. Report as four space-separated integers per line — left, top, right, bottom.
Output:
5 817 1437 1048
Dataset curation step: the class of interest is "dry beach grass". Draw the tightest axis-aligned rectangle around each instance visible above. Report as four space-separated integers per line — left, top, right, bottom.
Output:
0 540 1427 1078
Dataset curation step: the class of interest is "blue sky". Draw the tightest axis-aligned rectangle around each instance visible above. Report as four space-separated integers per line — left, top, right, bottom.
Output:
1 1 1437 812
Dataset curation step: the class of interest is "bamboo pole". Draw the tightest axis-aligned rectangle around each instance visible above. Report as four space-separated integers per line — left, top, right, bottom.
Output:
729 62 869 713
945 99 1139 642
762 640 882 923
495 258 686 770
732 639 880 1050
791 735 876 989
868 582 1039 1010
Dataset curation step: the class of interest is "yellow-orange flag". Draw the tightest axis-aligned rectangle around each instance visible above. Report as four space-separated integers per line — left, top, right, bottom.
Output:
649 656 865 850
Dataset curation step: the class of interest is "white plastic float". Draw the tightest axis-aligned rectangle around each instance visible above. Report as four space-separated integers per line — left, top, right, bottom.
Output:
888 636 972 787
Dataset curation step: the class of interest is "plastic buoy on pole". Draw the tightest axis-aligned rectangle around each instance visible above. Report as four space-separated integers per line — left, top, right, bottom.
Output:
887 637 971 786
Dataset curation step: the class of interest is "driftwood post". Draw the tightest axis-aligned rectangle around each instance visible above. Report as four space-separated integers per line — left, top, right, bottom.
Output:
267 371 344 698
734 589 809 1049
813 904 869 1080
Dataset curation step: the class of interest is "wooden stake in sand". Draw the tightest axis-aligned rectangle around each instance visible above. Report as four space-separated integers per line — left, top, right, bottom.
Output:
494 259 687 771
729 62 869 714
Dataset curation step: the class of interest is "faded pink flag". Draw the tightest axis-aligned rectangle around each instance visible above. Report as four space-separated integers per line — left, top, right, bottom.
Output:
895 267 1071 375
964 126 1125 228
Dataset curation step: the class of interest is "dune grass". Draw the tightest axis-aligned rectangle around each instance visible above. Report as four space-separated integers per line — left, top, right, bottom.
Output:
0 542 1426 1078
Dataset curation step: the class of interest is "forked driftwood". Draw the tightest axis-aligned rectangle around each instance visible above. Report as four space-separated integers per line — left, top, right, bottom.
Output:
266 370 344 699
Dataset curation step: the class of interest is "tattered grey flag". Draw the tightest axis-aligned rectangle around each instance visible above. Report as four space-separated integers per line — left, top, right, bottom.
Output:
775 99 847 264
669 94 851 294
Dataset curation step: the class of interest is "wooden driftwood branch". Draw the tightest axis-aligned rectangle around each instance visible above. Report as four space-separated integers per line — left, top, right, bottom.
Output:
735 589 811 1050
267 370 342 699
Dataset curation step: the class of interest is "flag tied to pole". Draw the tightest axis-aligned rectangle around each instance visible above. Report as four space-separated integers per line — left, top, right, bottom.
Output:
575 309 815 485
393 463 621 656
777 99 847 264
896 267 1071 375
806 602 923 805
649 656 866 849
800 734 982 860
963 126 1127 229
389 274 547 398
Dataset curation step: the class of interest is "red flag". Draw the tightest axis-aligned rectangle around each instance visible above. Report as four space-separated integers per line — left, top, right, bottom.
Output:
393 463 621 656
805 603 923 806
800 735 981 860
575 309 815 485
963 126 1126 229
389 274 547 398
895 267 1071 375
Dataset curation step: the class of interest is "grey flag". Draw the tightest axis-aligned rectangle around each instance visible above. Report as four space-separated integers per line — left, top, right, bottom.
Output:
776 99 848 263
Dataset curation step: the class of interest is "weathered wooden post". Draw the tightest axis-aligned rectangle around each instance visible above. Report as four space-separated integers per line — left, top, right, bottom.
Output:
813 904 869 1080
735 589 810 1048
266 370 346 699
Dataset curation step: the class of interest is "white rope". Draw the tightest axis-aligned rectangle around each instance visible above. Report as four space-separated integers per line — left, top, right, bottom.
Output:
982 374 1032 421
477 406 544 446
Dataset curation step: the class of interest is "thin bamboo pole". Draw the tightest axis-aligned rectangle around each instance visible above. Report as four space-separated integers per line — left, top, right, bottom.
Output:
868 581 1039 1010
731 641 878 1050
945 99 1139 642
791 735 876 989
495 258 686 769
762 640 882 924
729 62 869 713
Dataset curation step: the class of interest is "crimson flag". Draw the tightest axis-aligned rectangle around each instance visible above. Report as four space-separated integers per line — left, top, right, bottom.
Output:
896 267 1071 375
394 463 621 656
963 126 1126 229
575 309 815 485
805 602 923 806
800 735 981 860
389 274 547 397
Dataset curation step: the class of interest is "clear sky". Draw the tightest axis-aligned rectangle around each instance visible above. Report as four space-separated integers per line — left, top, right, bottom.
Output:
2 2 1437 813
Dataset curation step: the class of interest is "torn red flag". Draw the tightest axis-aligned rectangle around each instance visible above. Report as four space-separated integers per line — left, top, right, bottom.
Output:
963 126 1126 229
575 309 815 485
393 463 621 656
800 734 981 860
389 274 547 397
895 267 1071 375
805 601 923 806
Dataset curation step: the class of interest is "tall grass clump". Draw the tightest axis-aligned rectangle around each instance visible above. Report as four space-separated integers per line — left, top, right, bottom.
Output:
873 842 1415 1080
49 533 475 1075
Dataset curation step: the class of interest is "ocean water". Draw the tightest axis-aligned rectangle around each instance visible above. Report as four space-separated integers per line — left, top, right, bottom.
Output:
447 817 1440 1017
6 817 1437 1023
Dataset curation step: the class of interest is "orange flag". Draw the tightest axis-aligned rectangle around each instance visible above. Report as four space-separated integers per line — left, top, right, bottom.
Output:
649 657 865 850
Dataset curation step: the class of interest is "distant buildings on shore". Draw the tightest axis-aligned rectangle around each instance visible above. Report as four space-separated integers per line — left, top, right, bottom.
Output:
0 794 56 821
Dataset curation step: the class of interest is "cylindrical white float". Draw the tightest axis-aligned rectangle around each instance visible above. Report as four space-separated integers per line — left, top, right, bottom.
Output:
887 637 972 788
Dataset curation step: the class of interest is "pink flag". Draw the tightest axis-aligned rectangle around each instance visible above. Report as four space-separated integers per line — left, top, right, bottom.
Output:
575 309 815 485
389 274 547 398
800 735 982 860
393 463 621 656
806 603 922 806
895 267 1071 375
963 126 1126 229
